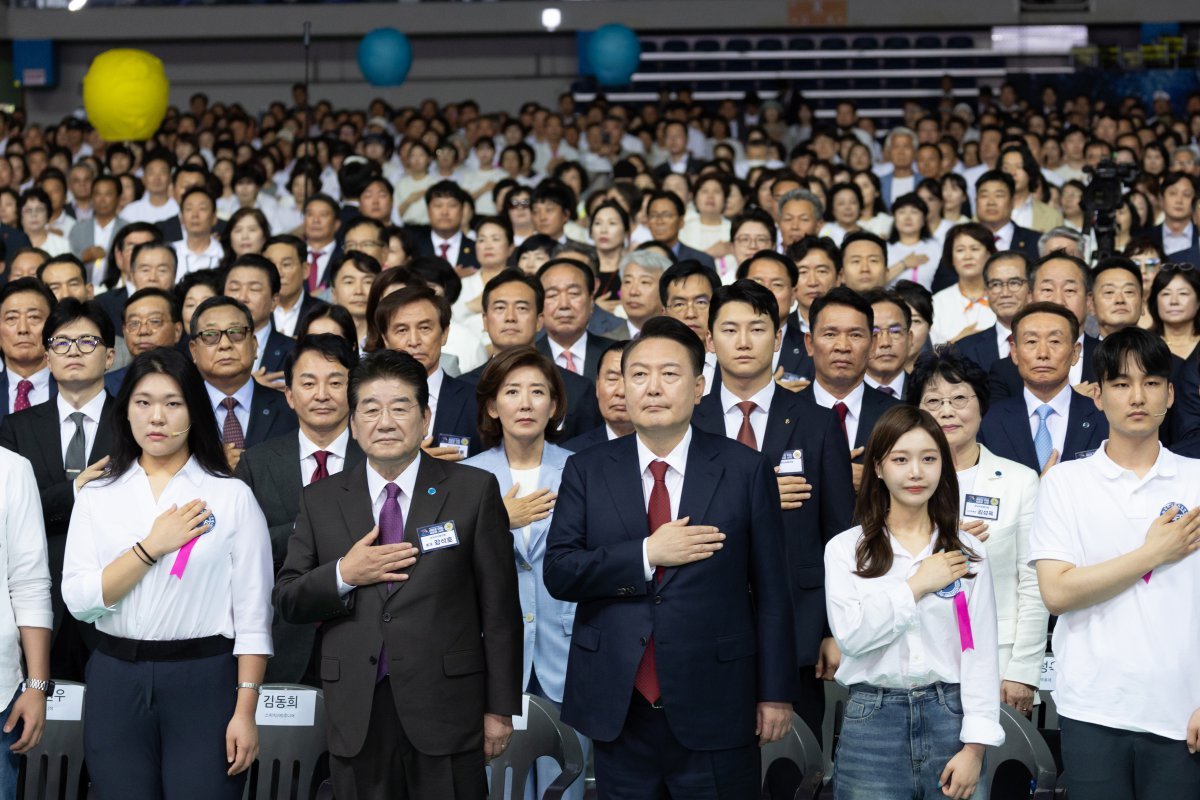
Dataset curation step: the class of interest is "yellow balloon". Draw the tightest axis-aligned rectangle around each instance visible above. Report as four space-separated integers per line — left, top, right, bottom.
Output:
82 49 169 142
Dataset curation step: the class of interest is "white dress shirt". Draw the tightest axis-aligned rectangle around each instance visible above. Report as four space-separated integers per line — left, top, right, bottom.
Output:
1162 222 1195 256
273 297 304 338
885 239 942 290
930 285 996 346
306 244 335 286
702 353 717 397
62 456 274 656
206 379 255 438
92 217 118 253
6 366 51 412
825 525 1004 747
252 322 272 372
1023 383 1073 458
865 372 906 398
1029 444 1200 740
0 450 52 700
813 380 866 447
548 333 588 375
992 222 1015 251
635 428 690 580
431 231 464 267
994 321 1013 359
337 457 420 594
57 391 105 467
1011 196 1035 230
299 427 350 487
173 237 225 280
719 381 774 449
426 368 445 432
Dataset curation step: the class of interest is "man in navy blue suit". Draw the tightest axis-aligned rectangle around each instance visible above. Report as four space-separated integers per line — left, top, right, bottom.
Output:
738 249 815 383
645 190 717 270
545 316 795 798
0 278 58 425
956 251 1032 375
692 280 854 740
979 301 1107 474
561 340 634 453
223 254 295 385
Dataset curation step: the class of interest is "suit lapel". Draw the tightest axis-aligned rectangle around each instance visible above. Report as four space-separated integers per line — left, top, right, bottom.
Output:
761 393 797 463
390 454 450 597
603 437 650 543
661 433 723 590
1001 402 1040 471
1063 393 1100 460
87 395 116 464
32 404 64 478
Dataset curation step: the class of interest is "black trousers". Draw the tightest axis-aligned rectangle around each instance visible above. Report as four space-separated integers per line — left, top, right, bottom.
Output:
84 650 245 800
593 694 760 800
1061 716 1200 799
330 679 487 800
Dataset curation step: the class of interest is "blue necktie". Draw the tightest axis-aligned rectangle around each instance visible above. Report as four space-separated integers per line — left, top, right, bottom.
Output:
1034 404 1054 472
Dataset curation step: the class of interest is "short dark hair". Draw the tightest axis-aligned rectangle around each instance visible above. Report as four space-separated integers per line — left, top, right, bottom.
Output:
424 179 467 208
906 345 991 417
975 169 1015 196
131 241 177 271
297 303 358 345
729 208 777 244
1093 326 1173 386
708 279 781 333
348 349 430 413
475 214 514 243
328 251 382 284
1010 300 1080 342
736 249 799 286
622 315 705 377
474 346 566 449
1090 255 1143 296
226 253 282 296
265 233 307 264
0 276 56 315
125 287 182 323
283 333 359 388
374 284 451 341
189 294 254 337
43 297 115 349
658 260 721 306
646 189 686 218
482 269 545 315
531 181 577 215
37 253 88 286
891 280 934 326
786 235 842 273
302 192 340 217
862 288 914 328
536 257 596 296
808 286 874 331
179 185 216 212
407 255 463 305
841 229 887 259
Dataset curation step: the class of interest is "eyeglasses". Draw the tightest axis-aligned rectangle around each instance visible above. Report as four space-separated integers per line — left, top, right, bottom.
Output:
124 317 167 333
1133 257 1162 272
985 278 1028 293
921 394 977 412
1163 263 1197 273
734 235 774 248
668 297 710 314
195 326 251 346
508 199 531 209
872 325 909 338
46 335 103 355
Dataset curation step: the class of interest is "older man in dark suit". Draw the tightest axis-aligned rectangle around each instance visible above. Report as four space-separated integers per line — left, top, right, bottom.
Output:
275 350 522 799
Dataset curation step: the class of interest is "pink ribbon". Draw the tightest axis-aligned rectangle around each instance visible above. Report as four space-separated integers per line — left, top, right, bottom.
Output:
169 537 200 579
953 592 974 652
1142 571 1153 584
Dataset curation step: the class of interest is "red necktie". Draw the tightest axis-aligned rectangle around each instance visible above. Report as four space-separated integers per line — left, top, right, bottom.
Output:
736 400 758 450
562 350 579 374
833 401 849 441
13 379 33 413
438 242 450 261
634 460 670 705
310 450 330 484
307 249 323 293
221 397 245 450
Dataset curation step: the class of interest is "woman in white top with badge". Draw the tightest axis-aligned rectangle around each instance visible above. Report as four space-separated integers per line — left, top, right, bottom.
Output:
885 193 943 291
929 223 999 346
909 347 1048 718
462 346 588 800
62 347 274 800
825 404 1003 800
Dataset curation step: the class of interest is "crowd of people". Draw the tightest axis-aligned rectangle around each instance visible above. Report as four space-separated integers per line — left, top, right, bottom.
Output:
0 76 1195 800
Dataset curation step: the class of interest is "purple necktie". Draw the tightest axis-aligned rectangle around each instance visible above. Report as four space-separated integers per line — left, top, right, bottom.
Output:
377 482 404 681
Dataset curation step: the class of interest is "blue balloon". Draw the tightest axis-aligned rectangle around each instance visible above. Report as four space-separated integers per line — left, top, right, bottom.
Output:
357 28 413 87
587 23 641 87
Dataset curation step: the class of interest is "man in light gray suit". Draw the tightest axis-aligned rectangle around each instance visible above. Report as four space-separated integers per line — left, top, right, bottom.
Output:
67 176 126 289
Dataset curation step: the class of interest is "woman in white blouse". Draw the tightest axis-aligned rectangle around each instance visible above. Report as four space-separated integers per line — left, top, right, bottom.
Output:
930 223 998 346
886 194 943 290
62 348 273 799
825 404 1003 800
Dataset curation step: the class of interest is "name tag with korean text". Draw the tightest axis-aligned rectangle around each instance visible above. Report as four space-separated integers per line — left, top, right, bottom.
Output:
418 521 460 553
438 434 470 459
256 688 317 726
1040 656 1057 691
45 684 84 721
778 449 805 475
963 494 1000 520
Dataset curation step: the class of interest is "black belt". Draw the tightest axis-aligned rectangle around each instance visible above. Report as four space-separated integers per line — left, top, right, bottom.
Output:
96 632 233 662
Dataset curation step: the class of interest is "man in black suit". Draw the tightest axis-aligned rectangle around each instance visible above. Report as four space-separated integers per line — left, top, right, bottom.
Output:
562 340 634 452
0 278 58 426
93 222 162 332
1141 172 1200 265
660 259 722 395
275 350 523 799
459 270 602 439
377 284 481 459
956 251 1032 374
103 287 183 395
266 234 329 338
153 164 222 243
0 297 114 681
544 317 795 797
975 170 1041 257
223 254 295 381
692 281 854 740
236 334 364 684
979 302 1108 474
650 120 702 181
990 252 1098 399
863 288 914 398
410 181 480 270
303 194 343 292
535 258 614 380
189 296 298 474
645 190 717 270
739 249 815 384
797 287 900 491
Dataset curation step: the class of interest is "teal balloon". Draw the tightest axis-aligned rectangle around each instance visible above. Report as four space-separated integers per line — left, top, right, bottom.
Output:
588 24 641 86
357 28 413 87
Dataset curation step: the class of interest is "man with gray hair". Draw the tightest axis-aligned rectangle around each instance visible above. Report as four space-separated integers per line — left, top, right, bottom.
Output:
777 188 823 249
878 126 920 207
616 248 670 339
1039 226 1089 262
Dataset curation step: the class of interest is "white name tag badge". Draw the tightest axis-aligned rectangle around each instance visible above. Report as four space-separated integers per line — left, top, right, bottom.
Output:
44 684 84 721
1074 449 1097 460
1040 655 1057 691
418 521 460 553
512 694 531 731
438 434 470 459
778 449 805 475
963 494 1000 520
256 688 317 726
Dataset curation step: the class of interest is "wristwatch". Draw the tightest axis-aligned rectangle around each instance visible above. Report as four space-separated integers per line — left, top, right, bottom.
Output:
236 682 262 694
25 678 54 696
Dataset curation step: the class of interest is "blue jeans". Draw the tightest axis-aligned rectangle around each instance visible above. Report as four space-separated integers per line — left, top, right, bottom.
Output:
833 683 986 800
0 687 23 800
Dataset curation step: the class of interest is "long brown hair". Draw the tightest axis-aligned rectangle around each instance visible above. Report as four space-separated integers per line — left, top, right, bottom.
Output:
851 404 978 578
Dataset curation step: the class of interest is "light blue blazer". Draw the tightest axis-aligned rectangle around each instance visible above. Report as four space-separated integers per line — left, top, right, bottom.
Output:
465 442 576 703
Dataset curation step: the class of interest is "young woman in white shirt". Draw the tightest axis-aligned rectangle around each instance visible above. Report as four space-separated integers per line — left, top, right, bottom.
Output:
930 223 999 345
825 404 1003 800
940 173 972 227
61 347 273 799
886 194 943 290
819 182 864 247
852 170 894 239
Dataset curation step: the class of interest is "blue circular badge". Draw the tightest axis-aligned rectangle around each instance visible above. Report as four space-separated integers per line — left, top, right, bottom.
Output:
935 579 962 599
204 512 216 530
1161 502 1188 522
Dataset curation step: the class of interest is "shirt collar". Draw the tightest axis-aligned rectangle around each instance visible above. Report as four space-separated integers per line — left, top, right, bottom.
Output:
635 427 692 480
1092 439 1179 481
720 380 775 416
299 426 350 460
813 378 865 414
7 366 50 393
115 453 206 488
57 390 106 424
995 221 1014 243
1023 382 1073 419
548 332 587 362
205 378 255 413
365 453 421 506
433 231 462 248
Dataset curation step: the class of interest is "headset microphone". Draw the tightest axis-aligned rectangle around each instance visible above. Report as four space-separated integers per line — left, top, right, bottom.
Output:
168 425 192 438
1150 410 1169 417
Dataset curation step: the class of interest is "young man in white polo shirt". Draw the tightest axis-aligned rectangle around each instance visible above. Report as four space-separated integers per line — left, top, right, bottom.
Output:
1030 327 1200 799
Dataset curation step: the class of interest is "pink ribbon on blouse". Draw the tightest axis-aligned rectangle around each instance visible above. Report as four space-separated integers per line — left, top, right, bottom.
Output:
953 592 974 652
1142 571 1153 584
169 537 200 579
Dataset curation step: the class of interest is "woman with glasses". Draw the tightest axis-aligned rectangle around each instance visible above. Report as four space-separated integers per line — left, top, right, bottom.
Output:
1148 263 1200 359
719 209 777 286
1125 238 1166 329
504 186 536 247
930 224 998 345
825 404 1004 800
19 188 70 257
61 347 273 800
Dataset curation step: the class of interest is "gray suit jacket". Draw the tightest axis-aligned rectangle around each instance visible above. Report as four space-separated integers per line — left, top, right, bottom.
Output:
68 216 128 261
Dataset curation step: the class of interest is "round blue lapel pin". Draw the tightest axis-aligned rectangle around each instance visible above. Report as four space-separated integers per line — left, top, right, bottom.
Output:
1161 501 1187 521
935 578 962 599
427 487 436 495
